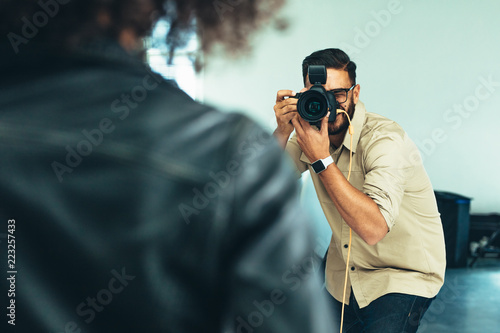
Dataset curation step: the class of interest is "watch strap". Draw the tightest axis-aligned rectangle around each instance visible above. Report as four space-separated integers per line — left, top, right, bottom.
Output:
311 155 334 174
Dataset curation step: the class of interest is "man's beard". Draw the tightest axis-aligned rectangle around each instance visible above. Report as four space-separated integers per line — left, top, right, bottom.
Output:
327 99 355 135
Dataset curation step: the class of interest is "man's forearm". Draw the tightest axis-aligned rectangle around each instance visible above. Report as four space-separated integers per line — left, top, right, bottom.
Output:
273 129 291 149
318 163 388 245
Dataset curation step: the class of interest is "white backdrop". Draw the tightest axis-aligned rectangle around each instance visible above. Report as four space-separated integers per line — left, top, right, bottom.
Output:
201 0 500 214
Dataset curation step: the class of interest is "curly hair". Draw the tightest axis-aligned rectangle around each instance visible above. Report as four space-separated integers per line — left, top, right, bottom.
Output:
1 0 285 55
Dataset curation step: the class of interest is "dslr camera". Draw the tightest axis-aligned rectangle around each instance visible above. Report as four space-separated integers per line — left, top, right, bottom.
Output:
293 65 340 124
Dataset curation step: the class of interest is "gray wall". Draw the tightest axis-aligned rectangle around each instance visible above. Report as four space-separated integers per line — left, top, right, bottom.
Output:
201 0 500 214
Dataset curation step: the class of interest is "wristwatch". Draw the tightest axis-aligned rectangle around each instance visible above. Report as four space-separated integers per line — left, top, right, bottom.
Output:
311 156 334 174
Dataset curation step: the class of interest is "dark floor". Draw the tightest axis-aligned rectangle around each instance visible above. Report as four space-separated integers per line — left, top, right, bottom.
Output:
419 257 500 333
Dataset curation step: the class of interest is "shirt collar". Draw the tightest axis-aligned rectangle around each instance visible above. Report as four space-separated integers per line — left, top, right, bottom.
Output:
339 100 366 154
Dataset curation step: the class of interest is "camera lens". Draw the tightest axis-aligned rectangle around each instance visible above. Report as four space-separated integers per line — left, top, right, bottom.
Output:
307 98 323 115
297 90 328 123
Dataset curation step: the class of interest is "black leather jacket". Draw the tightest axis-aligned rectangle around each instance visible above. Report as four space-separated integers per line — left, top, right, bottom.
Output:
0 42 333 332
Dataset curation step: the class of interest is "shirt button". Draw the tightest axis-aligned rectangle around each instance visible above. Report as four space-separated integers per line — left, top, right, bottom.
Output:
344 244 348 248
351 266 355 271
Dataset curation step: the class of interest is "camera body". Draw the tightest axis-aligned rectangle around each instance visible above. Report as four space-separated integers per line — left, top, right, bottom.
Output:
294 65 340 124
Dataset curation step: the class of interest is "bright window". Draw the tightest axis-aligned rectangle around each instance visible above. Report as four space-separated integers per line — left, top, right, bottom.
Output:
144 20 203 101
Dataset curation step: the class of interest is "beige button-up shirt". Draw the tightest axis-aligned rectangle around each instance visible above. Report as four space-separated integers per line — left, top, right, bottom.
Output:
286 101 446 308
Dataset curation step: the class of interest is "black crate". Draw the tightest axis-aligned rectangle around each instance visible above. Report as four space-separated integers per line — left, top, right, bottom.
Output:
435 191 472 268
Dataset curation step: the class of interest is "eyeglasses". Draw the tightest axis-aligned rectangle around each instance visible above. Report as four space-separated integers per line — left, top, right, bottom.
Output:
330 84 356 103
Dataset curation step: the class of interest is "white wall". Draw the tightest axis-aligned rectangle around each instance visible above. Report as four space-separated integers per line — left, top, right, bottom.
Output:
201 0 500 214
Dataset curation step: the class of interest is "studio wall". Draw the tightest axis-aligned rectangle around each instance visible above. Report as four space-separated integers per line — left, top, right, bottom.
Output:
201 0 500 214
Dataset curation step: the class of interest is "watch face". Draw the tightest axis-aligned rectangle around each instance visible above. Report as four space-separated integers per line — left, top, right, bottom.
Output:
312 160 325 173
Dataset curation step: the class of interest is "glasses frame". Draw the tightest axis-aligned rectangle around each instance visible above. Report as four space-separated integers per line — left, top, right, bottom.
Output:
330 84 356 103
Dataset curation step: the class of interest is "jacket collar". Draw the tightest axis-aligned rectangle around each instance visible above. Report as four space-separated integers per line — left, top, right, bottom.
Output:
0 39 144 74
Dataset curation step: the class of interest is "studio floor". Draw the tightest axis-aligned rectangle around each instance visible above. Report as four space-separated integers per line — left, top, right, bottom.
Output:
419 258 500 333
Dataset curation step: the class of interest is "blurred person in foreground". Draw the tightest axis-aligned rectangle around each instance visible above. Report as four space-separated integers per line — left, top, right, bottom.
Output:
0 1 334 332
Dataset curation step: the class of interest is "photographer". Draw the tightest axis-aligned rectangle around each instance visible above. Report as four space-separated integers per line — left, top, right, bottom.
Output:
273 48 446 332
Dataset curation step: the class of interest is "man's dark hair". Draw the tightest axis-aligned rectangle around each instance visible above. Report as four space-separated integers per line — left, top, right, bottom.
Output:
1 0 284 55
302 48 357 86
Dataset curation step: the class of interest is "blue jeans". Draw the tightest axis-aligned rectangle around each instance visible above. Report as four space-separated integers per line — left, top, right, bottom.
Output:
326 289 434 333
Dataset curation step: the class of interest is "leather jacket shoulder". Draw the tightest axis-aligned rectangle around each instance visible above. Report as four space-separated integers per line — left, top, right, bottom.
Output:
0 42 334 332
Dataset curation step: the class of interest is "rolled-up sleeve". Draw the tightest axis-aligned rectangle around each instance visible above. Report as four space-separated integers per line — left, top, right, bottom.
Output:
361 125 417 231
